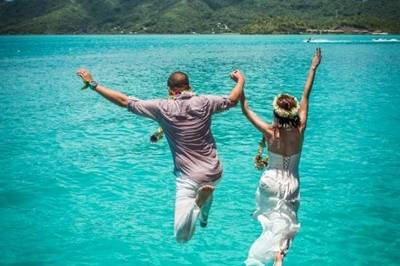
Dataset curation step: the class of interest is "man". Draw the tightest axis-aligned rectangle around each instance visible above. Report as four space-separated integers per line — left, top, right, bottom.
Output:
76 69 245 242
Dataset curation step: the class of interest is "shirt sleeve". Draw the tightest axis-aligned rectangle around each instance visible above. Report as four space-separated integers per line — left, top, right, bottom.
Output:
205 95 234 114
127 96 160 120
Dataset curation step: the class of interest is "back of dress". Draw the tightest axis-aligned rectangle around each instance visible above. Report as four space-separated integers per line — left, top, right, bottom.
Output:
246 151 301 265
267 151 301 178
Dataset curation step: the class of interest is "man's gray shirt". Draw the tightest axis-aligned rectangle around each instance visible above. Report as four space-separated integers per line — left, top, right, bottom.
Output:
128 92 233 183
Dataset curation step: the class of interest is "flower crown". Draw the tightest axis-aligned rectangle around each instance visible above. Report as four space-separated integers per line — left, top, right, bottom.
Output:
272 94 300 118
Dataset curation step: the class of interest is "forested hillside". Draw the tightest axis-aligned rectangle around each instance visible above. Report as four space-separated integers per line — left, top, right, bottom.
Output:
1 0 399 34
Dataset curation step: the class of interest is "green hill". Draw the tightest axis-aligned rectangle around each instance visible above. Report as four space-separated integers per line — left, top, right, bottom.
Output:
1 0 399 34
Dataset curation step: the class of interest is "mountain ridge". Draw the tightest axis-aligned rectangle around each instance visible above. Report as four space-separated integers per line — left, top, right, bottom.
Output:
1 0 399 34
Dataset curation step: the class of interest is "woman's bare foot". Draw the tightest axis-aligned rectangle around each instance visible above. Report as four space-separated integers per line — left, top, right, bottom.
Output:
195 185 214 208
273 251 284 266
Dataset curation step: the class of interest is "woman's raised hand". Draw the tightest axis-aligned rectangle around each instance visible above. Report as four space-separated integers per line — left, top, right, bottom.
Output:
311 48 322 68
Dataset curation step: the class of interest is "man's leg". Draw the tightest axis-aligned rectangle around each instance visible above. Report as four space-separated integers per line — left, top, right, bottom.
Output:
199 193 213 227
174 177 214 243
197 177 220 227
174 176 200 243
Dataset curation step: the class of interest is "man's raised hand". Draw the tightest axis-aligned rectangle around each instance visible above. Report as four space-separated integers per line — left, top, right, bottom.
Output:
230 70 244 83
76 68 93 83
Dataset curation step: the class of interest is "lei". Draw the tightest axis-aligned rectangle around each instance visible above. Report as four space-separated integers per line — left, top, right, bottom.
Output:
150 88 193 143
254 135 269 170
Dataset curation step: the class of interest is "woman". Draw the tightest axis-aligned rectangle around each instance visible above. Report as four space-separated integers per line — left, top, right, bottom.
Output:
242 48 322 266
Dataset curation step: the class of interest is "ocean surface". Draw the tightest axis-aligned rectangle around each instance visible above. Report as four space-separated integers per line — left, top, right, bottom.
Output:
0 35 399 266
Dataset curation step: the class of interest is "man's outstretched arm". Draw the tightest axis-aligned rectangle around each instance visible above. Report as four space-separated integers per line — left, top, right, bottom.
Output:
76 68 129 108
228 70 245 105
207 70 245 114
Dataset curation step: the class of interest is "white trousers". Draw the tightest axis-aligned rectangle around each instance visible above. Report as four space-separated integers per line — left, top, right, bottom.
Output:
174 175 219 243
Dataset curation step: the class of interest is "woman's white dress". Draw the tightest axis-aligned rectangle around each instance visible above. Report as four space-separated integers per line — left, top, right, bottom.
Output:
245 151 301 266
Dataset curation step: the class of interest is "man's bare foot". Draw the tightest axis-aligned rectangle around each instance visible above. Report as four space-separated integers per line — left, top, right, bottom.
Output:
195 185 214 208
273 251 284 266
199 220 208 228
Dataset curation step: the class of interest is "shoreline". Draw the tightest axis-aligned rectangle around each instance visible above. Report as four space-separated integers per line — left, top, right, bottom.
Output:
0 33 399 37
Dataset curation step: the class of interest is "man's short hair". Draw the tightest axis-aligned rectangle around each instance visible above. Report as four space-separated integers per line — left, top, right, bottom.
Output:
167 71 189 89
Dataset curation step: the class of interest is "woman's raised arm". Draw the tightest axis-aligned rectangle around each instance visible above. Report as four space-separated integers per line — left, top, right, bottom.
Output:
299 48 322 132
240 90 273 138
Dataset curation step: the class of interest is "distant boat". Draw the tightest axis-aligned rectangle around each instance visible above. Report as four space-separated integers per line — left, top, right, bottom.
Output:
372 38 400 42
303 38 400 44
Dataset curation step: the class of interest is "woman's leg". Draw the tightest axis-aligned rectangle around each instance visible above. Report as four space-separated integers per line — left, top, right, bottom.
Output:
273 251 284 266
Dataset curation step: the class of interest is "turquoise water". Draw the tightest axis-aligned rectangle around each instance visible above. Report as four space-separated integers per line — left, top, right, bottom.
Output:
0 35 399 265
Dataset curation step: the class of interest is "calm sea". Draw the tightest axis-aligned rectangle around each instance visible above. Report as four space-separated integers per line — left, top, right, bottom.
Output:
0 35 399 265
